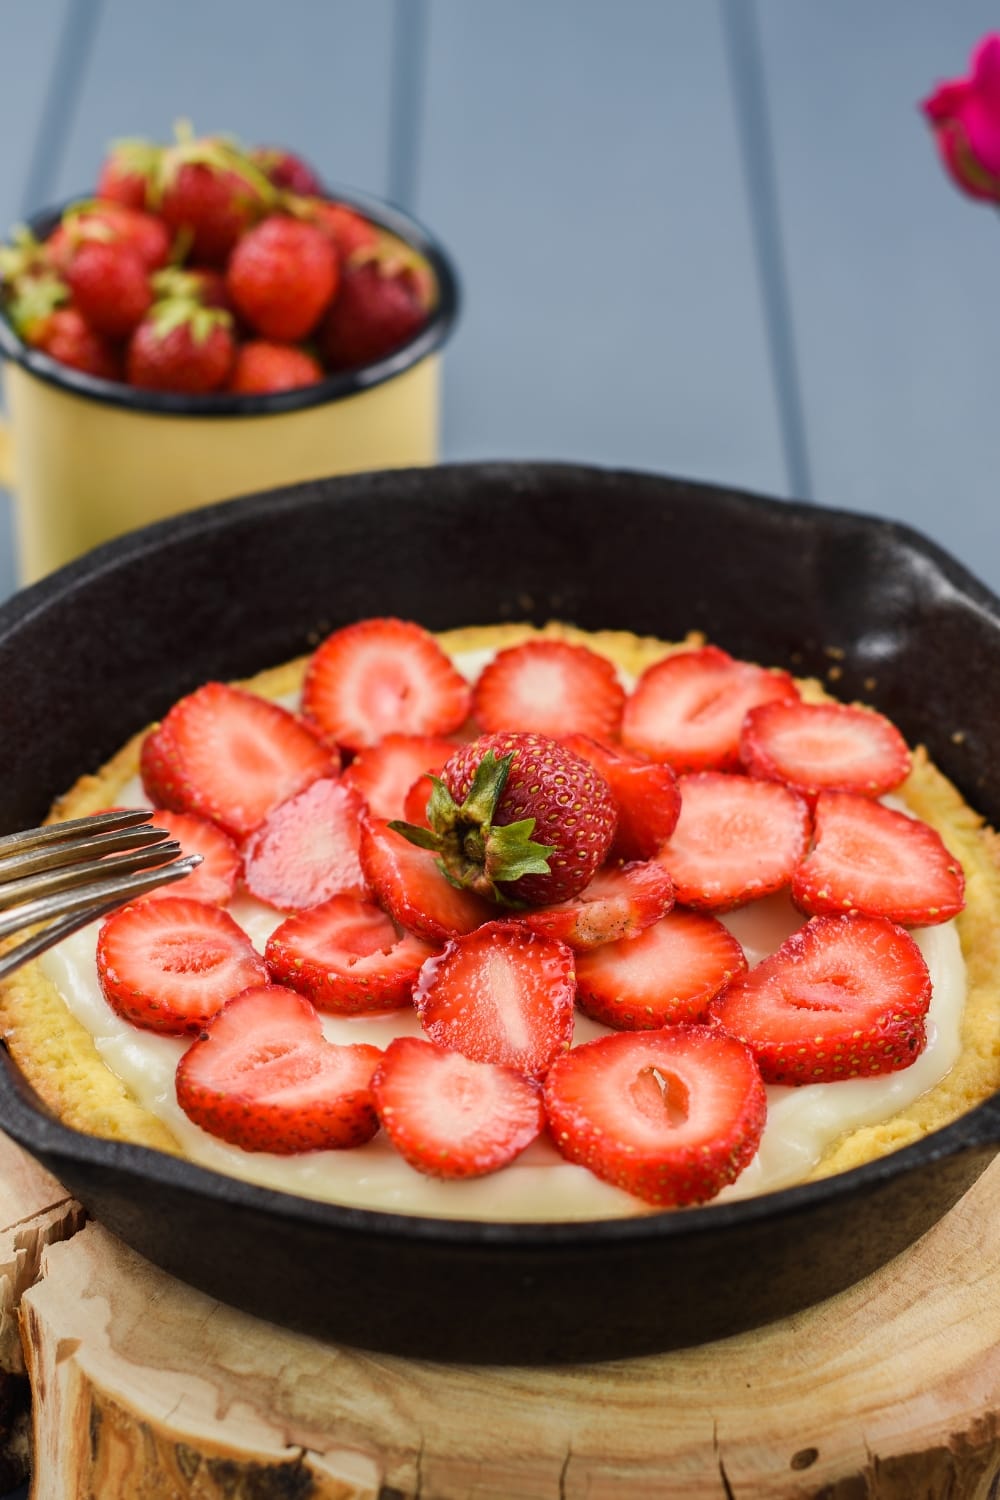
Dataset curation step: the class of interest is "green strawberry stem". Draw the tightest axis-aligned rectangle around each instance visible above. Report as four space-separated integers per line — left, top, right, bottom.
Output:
389 750 555 907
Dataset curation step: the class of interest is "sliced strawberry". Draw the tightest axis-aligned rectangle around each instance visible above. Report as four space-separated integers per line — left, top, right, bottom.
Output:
562 733 681 860
708 913 931 1083
575 909 747 1029
113 809 238 906
658 773 811 910
140 683 336 840
241 777 365 911
543 1025 766 1206
401 772 437 829
341 733 456 820
517 861 675 950
302 618 471 751
358 815 493 942
371 1036 544 1179
621 646 800 772
265 893 438 1013
471 639 626 740
740 699 912 801
175 984 382 1153
414 920 575 1076
96 897 268 1035
791 791 965 926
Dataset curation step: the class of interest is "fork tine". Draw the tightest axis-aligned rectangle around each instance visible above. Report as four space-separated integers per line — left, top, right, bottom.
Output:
0 807 156 856
0 823 175 885
0 841 184 913
0 853 203 981
0 853 203 943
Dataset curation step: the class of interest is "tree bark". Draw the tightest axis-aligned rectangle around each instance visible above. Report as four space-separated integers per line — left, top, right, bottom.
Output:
15 1156 1000 1499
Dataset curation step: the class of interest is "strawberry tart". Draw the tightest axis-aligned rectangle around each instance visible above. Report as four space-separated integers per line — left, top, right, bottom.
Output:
0 619 997 1222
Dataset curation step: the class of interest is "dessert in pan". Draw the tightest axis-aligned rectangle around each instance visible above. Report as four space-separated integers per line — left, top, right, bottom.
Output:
2 617 995 1225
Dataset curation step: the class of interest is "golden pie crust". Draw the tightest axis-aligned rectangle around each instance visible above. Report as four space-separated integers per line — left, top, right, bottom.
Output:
1 621 998 1191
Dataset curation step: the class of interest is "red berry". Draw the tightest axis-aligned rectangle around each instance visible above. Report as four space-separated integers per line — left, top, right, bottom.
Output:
471 639 626 741
543 1026 767 1206
357 815 492 943
517 860 675 950
34 307 122 380
229 340 324 394
96 897 268 1035
265 893 437 1013
175 984 382 1153
65 239 151 340
791 791 965 926
305 199 379 260
160 158 270 266
739 698 912 802
126 302 236 394
562 733 681 860
575 908 747 1029
241 777 366 912
96 140 162 211
372 1036 544 1179
47 203 170 273
140 682 335 840
658 772 811 910
227 216 339 341
411 732 618 907
341 733 456 820
622 646 800 772
302 617 472 751
708 913 932 1083
250 146 324 198
320 254 429 369
414 920 576 1076
136 809 240 906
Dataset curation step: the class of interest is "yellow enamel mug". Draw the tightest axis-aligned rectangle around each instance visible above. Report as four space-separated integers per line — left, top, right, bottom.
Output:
0 192 459 585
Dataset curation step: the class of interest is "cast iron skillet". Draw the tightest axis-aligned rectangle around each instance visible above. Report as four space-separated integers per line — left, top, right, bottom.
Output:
0 462 996 1365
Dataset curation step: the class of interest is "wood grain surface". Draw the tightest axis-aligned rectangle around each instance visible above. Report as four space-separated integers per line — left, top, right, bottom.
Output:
10 1155 1000 1499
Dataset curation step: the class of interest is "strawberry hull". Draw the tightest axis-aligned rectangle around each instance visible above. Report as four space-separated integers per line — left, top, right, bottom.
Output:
0 461 998 1363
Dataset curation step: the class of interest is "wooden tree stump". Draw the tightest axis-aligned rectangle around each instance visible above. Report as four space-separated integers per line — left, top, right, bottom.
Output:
0 1132 83 1491
13 1155 1000 1499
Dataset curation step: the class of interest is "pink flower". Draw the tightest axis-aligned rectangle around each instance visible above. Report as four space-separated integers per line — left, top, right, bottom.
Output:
923 34 1000 202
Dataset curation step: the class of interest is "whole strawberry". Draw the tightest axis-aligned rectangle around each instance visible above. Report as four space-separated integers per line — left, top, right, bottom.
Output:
230 340 324 393
391 732 617 907
158 135 275 265
35 306 122 380
127 298 235 393
96 138 163 210
46 202 171 274
227 216 339 341
250 146 324 197
65 238 152 339
303 198 379 260
320 250 430 368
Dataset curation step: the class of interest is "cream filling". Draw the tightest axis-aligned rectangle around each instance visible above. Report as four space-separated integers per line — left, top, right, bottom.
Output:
35 649 967 1222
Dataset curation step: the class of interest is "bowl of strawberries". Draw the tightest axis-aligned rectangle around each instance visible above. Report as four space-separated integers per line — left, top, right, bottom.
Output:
0 125 459 584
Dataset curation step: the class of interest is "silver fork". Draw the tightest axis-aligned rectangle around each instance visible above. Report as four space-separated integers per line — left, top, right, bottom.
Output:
0 808 203 981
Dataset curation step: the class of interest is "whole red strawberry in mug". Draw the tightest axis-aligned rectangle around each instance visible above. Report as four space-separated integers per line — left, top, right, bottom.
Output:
320 249 430 368
127 299 235 393
227 216 339 341
390 732 617 907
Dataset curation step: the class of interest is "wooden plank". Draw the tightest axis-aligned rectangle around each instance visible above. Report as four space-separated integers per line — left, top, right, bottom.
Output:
417 0 788 496
0 0 77 607
757 0 1000 595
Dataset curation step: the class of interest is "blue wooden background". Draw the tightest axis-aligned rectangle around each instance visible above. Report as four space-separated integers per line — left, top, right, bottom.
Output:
1 0 999 603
